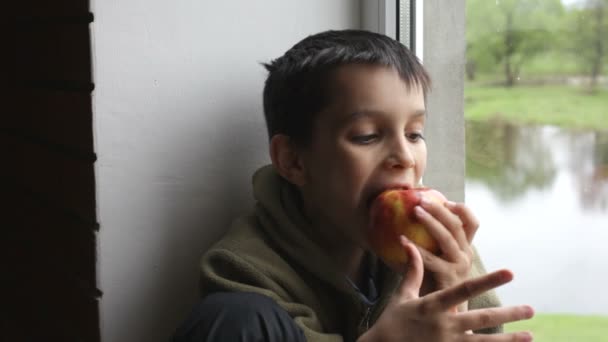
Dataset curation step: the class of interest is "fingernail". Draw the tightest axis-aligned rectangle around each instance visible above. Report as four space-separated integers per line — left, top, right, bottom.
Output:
500 269 514 282
415 206 426 217
524 305 535 318
519 331 533 342
444 200 456 208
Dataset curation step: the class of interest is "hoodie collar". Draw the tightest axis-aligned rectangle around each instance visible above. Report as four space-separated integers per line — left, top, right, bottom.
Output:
252 164 361 293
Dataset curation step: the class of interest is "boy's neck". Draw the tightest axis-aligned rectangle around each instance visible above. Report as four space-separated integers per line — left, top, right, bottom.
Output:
338 245 367 285
304 217 367 285
296 189 368 286
321 234 367 287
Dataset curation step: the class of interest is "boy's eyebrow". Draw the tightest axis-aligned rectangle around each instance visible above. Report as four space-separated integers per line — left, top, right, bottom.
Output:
341 109 426 123
409 109 427 118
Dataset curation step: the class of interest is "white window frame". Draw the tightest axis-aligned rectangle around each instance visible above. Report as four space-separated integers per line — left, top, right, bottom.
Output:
361 0 424 61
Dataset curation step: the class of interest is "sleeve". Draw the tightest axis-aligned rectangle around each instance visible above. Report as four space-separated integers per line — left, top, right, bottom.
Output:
469 245 504 334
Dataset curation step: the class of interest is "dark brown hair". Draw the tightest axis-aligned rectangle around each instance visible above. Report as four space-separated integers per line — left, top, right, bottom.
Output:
262 29 431 146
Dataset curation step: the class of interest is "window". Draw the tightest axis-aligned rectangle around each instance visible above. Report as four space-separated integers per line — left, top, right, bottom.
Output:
466 0 608 339
362 0 424 59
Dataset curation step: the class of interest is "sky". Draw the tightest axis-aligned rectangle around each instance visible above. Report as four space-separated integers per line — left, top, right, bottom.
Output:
561 0 583 7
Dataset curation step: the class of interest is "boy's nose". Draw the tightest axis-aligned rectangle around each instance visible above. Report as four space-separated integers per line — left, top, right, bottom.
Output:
383 136 415 170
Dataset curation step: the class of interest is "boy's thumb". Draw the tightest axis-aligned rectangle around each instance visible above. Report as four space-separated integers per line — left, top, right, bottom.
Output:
396 235 424 300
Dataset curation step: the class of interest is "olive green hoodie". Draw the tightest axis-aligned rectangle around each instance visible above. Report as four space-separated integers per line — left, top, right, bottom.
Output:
200 165 502 341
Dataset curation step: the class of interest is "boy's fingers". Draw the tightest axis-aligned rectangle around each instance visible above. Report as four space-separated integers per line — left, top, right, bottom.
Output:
457 305 534 332
464 331 533 342
415 206 462 261
445 201 479 243
396 235 424 299
422 197 469 250
424 269 514 311
416 245 445 272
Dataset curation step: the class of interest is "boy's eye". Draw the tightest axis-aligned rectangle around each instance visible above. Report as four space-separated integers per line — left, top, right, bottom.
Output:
406 132 425 143
351 134 379 144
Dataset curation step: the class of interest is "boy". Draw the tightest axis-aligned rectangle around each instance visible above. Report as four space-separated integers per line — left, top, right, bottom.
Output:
174 29 534 341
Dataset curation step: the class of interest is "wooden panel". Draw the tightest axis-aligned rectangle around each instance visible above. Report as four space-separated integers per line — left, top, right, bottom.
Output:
5 245 100 341
1 0 99 340
2 134 96 222
12 24 92 86
4 187 100 341
8 0 90 18
2 89 93 154
6 184 98 285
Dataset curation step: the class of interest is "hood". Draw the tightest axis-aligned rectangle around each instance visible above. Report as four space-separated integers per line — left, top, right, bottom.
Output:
252 164 357 293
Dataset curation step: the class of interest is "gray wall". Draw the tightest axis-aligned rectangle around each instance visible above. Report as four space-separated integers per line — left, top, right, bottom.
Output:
92 1 360 341
423 0 466 202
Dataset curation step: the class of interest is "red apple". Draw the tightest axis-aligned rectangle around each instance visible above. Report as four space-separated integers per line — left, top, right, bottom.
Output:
368 188 448 270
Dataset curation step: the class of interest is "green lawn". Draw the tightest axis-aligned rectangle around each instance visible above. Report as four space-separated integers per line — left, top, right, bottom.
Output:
504 313 608 342
520 52 583 77
465 84 608 130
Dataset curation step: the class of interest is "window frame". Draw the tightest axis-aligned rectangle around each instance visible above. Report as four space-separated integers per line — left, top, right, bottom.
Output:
361 0 424 61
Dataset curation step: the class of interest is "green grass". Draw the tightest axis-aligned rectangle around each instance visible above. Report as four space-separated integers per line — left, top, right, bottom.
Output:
518 50 608 78
467 51 608 80
465 84 608 130
504 313 608 342
521 52 583 77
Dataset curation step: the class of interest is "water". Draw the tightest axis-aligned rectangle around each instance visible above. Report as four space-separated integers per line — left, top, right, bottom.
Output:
465 121 608 315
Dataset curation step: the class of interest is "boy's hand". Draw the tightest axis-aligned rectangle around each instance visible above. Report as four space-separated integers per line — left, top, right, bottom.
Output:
415 197 479 299
358 236 534 342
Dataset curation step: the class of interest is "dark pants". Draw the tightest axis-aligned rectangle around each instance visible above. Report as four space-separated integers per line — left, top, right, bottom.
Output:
172 292 306 342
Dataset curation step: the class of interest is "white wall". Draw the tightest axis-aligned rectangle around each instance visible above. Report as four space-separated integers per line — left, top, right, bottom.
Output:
92 1 360 341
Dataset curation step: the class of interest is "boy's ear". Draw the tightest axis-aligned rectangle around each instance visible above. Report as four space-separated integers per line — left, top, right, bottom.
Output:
269 134 307 187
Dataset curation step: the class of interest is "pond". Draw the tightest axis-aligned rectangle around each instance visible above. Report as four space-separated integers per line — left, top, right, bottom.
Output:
465 121 608 316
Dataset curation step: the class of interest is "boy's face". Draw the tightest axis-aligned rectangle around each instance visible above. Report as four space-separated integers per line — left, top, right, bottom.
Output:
298 64 427 249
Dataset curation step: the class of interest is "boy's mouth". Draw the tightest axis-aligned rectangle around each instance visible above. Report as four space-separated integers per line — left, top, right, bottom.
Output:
365 184 412 210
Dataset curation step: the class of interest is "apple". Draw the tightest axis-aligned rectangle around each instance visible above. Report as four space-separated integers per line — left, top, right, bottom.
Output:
368 188 448 270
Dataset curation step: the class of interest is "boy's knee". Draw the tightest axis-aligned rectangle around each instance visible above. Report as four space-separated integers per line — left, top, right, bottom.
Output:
173 292 305 342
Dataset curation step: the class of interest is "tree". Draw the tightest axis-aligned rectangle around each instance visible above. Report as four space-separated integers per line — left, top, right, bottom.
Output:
465 120 557 202
566 0 607 91
466 0 564 86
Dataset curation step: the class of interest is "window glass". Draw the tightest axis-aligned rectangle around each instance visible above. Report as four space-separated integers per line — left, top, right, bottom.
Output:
466 0 608 338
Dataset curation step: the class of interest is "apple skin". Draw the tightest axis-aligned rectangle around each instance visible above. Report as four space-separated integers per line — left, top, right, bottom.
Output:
368 188 448 270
